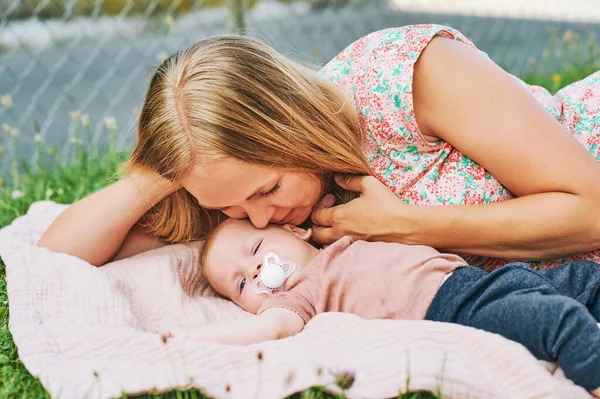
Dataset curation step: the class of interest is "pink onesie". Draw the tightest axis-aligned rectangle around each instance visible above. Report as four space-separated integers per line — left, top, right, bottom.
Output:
257 237 467 323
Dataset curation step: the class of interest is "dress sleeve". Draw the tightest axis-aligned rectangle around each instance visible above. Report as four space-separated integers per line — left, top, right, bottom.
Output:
358 25 481 148
320 25 486 199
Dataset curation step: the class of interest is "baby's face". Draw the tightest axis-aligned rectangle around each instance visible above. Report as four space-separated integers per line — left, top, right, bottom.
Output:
204 219 320 313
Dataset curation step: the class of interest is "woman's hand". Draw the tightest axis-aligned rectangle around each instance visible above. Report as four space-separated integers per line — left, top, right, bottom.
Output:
311 174 413 245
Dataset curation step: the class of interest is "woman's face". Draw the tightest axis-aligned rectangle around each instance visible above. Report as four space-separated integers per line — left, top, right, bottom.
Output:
181 157 323 228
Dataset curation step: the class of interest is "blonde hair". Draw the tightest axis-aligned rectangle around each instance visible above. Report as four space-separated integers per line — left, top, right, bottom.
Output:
177 218 228 298
127 35 371 243
197 218 232 290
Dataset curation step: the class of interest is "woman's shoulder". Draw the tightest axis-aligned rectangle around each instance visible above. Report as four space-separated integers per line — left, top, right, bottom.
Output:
317 24 482 110
318 24 477 82
318 25 479 150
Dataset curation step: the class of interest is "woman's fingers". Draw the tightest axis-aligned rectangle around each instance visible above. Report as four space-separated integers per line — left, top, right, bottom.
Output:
334 174 367 192
311 205 335 227
317 193 336 209
311 225 339 245
311 194 336 226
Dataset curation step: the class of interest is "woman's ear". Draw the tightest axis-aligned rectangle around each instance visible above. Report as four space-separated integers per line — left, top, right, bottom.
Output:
281 224 313 241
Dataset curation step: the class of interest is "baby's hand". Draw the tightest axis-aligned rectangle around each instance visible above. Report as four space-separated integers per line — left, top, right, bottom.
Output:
166 327 190 338
148 327 190 339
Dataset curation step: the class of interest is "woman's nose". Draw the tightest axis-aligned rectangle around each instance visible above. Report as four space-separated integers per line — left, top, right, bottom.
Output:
246 205 274 229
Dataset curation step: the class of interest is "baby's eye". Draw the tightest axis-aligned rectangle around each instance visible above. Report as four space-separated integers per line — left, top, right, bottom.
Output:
239 278 246 293
252 239 263 255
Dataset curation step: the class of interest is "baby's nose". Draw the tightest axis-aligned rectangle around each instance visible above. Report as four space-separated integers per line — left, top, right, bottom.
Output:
250 264 261 280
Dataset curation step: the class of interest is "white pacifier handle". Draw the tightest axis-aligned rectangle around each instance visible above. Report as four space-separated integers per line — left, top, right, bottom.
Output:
252 252 295 296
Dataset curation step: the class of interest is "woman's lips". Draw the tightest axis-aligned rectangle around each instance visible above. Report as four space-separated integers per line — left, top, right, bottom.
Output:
277 209 295 225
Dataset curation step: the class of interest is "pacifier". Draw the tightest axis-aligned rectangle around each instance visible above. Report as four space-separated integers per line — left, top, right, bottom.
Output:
252 252 296 296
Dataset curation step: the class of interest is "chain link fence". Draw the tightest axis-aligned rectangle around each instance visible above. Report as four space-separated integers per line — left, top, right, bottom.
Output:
1 0 600 177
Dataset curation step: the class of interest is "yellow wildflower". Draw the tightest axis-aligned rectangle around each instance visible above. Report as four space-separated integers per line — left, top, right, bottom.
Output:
3 123 10 134
563 29 573 42
0 146 4 155
542 49 551 60
1 94 13 109
552 74 562 84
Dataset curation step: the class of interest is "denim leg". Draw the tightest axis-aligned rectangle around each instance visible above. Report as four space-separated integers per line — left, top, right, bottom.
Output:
426 265 600 391
533 260 600 321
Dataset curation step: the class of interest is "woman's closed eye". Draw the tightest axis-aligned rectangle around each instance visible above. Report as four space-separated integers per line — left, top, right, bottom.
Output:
216 183 279 214
257 183 280 198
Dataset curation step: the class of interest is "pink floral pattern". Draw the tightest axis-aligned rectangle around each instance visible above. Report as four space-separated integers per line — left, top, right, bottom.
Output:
319 24 600 271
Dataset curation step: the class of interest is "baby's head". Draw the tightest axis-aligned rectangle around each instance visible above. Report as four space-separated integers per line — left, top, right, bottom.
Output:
200 218 320 313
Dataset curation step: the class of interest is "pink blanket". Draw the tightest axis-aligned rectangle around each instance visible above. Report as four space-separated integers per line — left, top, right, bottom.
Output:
0 201 591 399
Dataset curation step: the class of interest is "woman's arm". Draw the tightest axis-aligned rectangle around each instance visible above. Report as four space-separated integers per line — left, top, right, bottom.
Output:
110 224 170 262
167 308 305 345
312 36 600 260
410 36 600 258
38 169 179 266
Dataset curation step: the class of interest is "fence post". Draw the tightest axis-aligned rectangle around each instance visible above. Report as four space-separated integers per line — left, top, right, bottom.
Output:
227 0 247 35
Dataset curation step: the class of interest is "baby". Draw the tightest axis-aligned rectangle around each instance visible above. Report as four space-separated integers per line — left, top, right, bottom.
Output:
169 218 600 395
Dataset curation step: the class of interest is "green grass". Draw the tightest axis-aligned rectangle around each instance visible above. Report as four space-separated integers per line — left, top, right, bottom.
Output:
519 27 600 93
0 28 598 399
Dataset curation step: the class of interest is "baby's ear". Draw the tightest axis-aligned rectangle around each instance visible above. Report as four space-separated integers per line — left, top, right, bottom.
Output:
282 224 313 241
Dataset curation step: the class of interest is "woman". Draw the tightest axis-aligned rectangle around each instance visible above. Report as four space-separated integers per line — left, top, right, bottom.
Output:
39 24 600 270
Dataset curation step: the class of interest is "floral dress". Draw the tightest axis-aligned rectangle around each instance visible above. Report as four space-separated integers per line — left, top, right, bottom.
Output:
318 24 600 271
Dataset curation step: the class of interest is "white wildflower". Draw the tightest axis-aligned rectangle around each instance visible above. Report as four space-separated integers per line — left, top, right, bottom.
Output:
80 113 90 127
1 94 13 109
69 110 81 121
11 190 24 199
34 134 42 143
3 124 10 134
156 51 169 63
45 188 54 198
70 137 81 145
104 117 117 131
9 128 19 138
57 187 64 196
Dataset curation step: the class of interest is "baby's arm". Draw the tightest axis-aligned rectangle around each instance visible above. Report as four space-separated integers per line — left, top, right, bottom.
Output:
167 308 305 345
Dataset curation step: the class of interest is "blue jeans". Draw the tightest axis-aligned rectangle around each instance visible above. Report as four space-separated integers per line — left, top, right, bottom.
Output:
425 261 600 391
